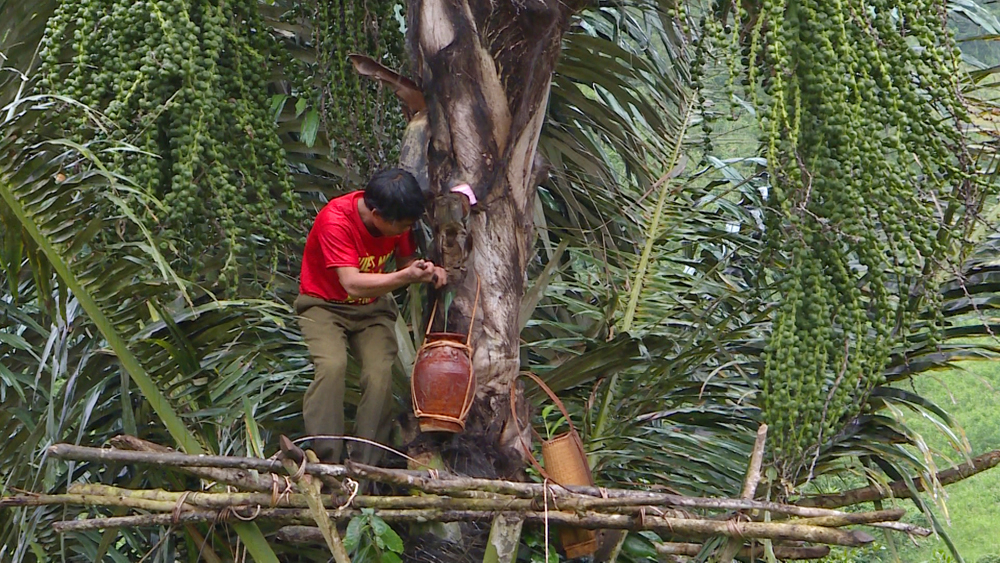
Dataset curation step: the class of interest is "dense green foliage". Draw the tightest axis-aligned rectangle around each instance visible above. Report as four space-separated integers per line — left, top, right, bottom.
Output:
738 0 987 482
3 0 1000 561
38 0 303 286
816 357 1000 563
279 0 407 176
897 359 1000 562
34 0 408 289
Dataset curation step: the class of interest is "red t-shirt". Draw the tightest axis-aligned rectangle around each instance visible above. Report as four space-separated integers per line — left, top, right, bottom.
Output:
300 191 416 304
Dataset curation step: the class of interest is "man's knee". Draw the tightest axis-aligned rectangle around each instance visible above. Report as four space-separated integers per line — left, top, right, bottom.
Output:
313 354 348 380
361 364 393 395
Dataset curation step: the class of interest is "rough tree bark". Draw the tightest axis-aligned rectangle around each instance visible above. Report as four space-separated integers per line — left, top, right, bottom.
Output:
406 0 586 473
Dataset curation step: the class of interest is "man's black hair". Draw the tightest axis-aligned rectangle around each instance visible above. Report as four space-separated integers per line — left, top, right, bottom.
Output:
364 168 425 222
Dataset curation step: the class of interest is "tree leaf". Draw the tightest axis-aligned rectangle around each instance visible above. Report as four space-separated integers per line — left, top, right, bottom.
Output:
0 131 202 456
0 331 32 350
270 94 288 122
370 514 390 549
344 516 364 552
380 525 403 553
0 89 281 563
301 109 319 148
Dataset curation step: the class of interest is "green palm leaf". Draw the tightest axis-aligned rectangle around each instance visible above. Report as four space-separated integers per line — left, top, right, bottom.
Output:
0 96 201 454
0 80 281 560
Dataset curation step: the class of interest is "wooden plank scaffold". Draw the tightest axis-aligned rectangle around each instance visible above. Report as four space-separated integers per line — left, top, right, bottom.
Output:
5 427 996 562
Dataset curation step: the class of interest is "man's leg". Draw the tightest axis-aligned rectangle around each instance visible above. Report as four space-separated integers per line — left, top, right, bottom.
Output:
348 299 398 467
297 298 350 463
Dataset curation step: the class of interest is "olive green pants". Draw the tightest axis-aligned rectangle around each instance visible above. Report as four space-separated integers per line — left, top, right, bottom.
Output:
295 294 398 466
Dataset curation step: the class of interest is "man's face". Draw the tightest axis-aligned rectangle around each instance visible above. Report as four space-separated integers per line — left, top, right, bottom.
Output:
372 211 415 237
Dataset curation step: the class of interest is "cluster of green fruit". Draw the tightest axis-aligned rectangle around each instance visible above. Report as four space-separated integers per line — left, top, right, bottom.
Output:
279 0 407 179
694 0 987 483
38 0 303 288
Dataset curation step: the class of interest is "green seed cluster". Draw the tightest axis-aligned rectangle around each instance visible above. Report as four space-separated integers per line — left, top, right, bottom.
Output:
279 0 406 178
38 0 303 288
699 0 985 481
691 17 714 159
691 12 738 161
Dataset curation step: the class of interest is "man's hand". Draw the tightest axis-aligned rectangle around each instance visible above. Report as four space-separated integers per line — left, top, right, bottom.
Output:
404 259 448 288
429 265 448 288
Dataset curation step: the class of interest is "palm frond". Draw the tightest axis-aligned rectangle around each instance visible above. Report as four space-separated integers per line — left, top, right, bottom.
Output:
0 94 202 454
0 73 285 560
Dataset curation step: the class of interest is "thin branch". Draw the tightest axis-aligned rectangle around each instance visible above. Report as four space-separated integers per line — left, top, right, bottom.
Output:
798 449 1000 508
864 521 933 537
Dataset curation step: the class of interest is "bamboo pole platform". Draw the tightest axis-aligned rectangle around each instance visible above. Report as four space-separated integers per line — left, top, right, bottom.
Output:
0 435 948 561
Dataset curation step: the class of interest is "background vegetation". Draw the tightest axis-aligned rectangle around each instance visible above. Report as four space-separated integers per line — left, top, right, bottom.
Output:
1 0 1000 562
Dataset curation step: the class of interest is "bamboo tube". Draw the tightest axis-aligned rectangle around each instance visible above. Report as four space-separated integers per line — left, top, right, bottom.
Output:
45 442 918 520
51 508 875 547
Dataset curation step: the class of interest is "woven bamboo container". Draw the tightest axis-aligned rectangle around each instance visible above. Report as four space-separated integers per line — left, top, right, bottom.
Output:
513 372 598 559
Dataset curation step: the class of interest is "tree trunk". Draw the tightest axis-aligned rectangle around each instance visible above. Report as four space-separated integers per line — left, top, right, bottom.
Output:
407 0 584 475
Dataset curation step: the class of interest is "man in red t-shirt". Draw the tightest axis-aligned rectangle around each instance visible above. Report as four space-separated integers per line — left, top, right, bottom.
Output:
295 168 447 465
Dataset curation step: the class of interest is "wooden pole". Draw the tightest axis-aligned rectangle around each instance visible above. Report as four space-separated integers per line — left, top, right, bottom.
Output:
279 528 835 561
345 461 867 519
794 509 905 528
35 440 941 548
9 486 909 523
47 443 346 481
798 449 1000 508
108 435 275 492
3 487 927 535
283 450 351 563
51 508 875 546
716 424 768 562
46 442 875 519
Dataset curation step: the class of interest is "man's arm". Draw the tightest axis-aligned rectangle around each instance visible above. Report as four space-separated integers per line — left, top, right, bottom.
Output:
336 259 447 299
